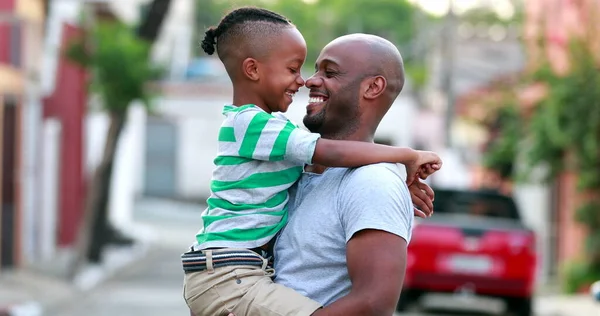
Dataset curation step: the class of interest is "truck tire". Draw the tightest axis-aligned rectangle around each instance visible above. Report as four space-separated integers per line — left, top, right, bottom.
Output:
505 297 532 316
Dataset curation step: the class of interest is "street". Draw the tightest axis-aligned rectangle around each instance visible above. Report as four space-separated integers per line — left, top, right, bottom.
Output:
46 199 198 316
43 198 563 316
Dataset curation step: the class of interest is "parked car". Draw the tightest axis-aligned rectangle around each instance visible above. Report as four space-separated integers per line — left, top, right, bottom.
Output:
398 188 538 316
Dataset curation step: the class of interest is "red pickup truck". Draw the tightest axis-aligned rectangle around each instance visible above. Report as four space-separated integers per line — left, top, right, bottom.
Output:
398 189 538 316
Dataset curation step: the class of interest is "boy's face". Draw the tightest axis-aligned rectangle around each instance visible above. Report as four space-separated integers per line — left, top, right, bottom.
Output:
258 27 307 113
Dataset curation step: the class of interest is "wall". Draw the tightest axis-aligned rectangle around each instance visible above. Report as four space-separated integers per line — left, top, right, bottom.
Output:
42 23 86 247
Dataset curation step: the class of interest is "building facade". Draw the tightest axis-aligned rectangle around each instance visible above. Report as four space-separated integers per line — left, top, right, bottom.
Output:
0 0 44 270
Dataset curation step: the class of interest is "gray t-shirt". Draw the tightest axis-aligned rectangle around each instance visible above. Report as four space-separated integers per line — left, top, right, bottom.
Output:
273 163 414 306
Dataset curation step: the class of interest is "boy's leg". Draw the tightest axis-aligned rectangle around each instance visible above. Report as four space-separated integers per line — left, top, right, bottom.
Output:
232 267 322 316
183 248 279 315
184 262 241 315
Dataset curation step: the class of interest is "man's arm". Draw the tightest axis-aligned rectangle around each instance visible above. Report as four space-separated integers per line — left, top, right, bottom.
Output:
313 229 407 316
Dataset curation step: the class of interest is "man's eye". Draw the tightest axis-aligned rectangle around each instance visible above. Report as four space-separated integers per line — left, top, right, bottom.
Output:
325 70 337 77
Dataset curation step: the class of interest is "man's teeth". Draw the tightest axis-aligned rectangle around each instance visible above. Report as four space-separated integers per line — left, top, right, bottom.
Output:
309 97 324 104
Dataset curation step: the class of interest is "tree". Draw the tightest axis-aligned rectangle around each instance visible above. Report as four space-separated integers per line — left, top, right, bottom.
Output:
66 0 171 280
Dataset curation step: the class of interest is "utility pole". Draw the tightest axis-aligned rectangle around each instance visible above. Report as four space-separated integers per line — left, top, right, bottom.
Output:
441 0 456 147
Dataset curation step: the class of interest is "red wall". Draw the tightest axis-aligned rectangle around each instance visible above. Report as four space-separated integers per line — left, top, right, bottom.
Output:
0 22 10 64
42 24 87 246
0 0 15 12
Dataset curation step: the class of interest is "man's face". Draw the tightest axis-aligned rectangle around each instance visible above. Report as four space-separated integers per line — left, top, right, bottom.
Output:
303 41 369 135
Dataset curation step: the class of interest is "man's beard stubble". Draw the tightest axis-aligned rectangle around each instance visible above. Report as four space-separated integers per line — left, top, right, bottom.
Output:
303 78 362 139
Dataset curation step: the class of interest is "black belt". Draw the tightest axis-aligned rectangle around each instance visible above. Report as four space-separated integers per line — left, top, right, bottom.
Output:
181 249 266 273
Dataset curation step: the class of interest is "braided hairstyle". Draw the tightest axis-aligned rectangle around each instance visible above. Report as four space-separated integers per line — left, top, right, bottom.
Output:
201 7 293 58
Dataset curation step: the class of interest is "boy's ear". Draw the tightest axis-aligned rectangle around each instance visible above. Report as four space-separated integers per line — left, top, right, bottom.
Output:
242 58 260 81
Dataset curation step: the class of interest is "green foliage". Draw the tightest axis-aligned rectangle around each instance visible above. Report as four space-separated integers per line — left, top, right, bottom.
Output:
404 62 429 91
527 42 600 189
575 201 600 229
482 104 521 178
65 21 163 114
528 42 600 274
562 259 600 294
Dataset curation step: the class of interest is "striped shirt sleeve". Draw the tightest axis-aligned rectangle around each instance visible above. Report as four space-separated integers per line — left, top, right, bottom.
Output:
233 108 320 165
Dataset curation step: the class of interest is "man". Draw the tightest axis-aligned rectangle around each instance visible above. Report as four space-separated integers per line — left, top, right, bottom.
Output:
273 33 435 316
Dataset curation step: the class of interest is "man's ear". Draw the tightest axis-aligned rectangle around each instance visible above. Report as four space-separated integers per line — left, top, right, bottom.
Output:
363 76 387 100
242 57 260 81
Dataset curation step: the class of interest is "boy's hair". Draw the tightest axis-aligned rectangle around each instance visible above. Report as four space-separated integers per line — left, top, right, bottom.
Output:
201 7 295 77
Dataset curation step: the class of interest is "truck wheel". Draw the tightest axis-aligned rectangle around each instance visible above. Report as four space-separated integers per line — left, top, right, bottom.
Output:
505 297 532 316
396 290 422 312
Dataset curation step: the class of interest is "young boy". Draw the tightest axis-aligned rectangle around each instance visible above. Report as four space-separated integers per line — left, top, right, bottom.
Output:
182 7 442 316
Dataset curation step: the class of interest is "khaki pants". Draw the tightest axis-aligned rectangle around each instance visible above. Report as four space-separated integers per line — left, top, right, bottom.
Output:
183 249 321 316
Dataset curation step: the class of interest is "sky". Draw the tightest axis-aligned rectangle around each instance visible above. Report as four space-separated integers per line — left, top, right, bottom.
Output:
301 0 515 19
408 0 515 17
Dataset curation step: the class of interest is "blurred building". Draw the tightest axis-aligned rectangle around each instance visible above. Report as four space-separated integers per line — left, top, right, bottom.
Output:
454 0 600 283
0 0 89 272
521 0 600 279
416 4 568 284
0 0 45 270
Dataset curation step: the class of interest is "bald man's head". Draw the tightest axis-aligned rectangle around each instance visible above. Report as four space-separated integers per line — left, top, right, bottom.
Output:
324 34 405 103
303 34 406 138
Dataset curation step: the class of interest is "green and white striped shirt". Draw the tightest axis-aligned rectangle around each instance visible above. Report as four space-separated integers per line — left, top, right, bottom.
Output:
194 104 320 250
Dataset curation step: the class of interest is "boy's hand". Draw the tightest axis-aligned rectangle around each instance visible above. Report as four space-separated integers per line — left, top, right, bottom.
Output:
406 151 442 186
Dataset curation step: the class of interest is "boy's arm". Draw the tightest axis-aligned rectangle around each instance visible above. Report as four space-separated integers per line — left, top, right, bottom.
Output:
231 110 441 183
313 138 418 166
313 139 441 185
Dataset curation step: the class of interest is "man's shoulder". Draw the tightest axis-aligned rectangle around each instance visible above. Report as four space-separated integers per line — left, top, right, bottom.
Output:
334 163 409 197
344 163 404 183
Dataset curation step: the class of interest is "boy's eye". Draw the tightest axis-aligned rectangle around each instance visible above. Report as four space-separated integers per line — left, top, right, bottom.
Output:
289 68 299 74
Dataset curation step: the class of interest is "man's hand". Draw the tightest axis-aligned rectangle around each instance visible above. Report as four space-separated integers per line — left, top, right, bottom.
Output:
409 179 435 218
405 151 442 186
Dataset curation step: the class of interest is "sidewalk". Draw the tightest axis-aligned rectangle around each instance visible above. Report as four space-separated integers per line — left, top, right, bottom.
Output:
0 241 152 316
536 294 600 316
0 197 199 316
0 199 167 316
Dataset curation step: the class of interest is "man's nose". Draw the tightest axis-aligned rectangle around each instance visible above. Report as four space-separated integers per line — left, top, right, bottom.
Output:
305 74 321 88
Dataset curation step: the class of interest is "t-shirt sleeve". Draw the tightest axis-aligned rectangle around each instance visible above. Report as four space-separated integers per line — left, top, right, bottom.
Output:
233 109 320 165
338 164 414 243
